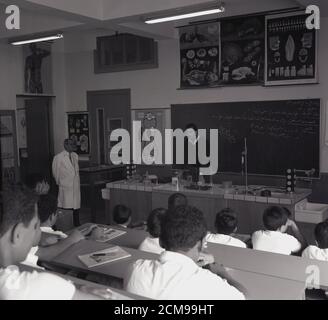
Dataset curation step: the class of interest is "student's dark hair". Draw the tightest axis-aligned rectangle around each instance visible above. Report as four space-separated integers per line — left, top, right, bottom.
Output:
113 205 132 225
0 184 38 237
215 208 238 235
147 208 167 238
185 123 198 131
263 206 288 231
168 193 187 211
282 207 292 218
160 205 207 251
38 194 58 224
314 221 328 249
25 173 46 189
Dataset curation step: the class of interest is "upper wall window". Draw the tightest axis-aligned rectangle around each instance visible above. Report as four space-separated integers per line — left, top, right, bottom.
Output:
94 33 158 73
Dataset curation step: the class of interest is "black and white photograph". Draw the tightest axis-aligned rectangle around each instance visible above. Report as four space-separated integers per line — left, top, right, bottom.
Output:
0 0 327 307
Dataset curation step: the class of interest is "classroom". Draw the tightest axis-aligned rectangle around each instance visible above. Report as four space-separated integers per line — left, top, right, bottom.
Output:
0 0 328 301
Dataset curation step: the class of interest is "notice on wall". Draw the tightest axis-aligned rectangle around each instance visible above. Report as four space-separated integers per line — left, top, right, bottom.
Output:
179 22 221 88
67 112 90 155
265 12 317 86
220 16 265 85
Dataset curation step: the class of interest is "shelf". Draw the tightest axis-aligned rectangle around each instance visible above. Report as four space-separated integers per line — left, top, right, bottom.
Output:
16 93 55 98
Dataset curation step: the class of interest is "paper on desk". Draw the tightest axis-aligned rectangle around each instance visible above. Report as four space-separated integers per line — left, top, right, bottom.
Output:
78 246 131 268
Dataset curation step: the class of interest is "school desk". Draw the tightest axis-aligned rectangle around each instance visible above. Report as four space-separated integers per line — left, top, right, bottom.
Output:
18 263 147 300
207 242 328 289
40 240 306 300
78 223 148 249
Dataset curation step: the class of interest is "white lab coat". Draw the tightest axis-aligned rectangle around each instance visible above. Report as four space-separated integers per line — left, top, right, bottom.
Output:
52 150 81 210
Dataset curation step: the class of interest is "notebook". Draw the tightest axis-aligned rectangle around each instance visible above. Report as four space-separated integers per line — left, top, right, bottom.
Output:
95 227 127 243
78 246 131 268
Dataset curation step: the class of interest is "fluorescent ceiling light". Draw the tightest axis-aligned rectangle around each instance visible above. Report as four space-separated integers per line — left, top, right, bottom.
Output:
145 7 225 24
10 34 64 46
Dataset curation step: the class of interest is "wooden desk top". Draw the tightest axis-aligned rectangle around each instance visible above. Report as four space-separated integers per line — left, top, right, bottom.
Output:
208 243 328 288
18 263 146 300
41 240 305 300
79 224 148 249
46 240 159 280
228 268 304 300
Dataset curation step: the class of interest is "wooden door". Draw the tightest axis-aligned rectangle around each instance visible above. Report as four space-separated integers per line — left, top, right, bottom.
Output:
24 98 53 182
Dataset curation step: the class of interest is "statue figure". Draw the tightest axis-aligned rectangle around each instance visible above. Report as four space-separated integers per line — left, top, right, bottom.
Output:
24 44 50 94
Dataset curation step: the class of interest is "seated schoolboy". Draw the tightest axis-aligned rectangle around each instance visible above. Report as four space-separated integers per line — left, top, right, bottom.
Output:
113 205 132 228
167 193 187 211
138 208 167 254
25 173 50 195
302 221 328 261
252 206 307 255
0 185 111 300
206 209 247 248
22 194 95 267
125 205 247 300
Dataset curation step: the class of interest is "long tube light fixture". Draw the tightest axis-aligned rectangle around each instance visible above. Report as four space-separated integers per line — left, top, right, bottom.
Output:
10 33 63 46
145 3 225 24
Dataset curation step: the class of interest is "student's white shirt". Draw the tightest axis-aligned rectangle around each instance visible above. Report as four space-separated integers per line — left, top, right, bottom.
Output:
138 237 165 254
125 251 245 300
40 226 67 239
21 227 67 269
205 233 247 248
21 246 43 270
252 230 301 255
302 245 328 261
0 265 75 300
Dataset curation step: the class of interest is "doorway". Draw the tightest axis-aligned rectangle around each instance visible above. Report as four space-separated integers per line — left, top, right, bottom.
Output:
17 96 54 185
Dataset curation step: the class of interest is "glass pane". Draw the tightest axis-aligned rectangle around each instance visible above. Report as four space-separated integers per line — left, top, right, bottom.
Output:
97 109 105 164
110 37 125 65
0 115 16 184
139 38 153 62
126 35 138 64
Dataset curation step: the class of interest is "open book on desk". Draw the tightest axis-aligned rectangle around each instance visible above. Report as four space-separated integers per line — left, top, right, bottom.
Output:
81 225 127 243
96 227 127 243
78 246 131 268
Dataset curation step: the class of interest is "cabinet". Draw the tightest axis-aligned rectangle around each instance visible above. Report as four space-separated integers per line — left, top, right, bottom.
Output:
0 111 19 184
94 33 158 73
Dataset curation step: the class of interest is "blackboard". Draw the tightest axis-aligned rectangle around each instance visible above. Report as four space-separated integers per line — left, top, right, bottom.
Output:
171 99 320 177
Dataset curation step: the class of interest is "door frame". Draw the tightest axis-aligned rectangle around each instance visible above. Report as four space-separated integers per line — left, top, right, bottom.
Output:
18 96 54 184
87 89 131 165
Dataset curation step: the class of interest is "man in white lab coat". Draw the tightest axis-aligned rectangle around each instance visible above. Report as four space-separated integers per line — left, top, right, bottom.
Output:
52 139 81 227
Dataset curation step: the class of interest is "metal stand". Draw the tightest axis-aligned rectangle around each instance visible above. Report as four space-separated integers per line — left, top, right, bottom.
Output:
242 138 248 193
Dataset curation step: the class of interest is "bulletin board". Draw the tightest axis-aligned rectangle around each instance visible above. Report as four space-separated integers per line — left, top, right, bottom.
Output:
67 112 90 155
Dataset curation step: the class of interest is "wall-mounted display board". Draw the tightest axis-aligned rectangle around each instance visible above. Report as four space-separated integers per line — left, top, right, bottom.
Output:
131 108 171 164
67 112 90 155
171 99 320 177
220 16 265 85
265 12 318 86
179 22 221 88
179 10 318 89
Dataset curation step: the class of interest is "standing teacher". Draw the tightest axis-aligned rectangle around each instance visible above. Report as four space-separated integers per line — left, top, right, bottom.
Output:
52 139 81 227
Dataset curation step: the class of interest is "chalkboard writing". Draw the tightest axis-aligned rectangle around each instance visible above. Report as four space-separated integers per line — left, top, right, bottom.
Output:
171 99 320 177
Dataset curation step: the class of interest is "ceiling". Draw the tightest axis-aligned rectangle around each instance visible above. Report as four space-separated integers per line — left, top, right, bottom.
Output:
0 0 325 41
